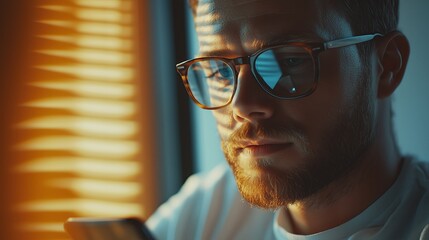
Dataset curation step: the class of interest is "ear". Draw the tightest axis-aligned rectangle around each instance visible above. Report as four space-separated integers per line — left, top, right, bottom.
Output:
375 31 410 98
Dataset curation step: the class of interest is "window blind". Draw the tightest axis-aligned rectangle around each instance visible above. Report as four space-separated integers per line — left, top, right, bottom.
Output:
5 0 159 239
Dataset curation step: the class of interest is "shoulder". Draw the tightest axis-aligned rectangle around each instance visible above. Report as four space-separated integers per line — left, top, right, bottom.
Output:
180 163 235 195
146 164 276 240
147 163 233 223
413 158 429 178
405 157 429 189
401 157 429 238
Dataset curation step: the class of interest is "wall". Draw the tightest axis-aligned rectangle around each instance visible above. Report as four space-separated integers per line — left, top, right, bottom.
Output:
394 0 429 161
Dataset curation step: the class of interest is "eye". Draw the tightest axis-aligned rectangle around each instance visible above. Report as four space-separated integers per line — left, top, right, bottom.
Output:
218 67 233 78
282 57 305 67
206 66 233 79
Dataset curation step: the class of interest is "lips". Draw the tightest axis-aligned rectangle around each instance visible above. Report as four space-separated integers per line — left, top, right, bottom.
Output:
238 141 293 157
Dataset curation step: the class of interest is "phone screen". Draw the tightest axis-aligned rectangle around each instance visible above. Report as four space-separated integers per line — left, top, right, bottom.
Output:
64 217 156 240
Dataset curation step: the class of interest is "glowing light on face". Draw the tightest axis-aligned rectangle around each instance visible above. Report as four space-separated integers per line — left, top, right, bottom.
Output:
198 36 228 53
196 2 215 16
212 110 233 128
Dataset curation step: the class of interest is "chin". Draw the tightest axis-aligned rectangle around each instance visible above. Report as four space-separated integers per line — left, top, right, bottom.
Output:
230 154 332 208
231 162 296 209
236 175 291 209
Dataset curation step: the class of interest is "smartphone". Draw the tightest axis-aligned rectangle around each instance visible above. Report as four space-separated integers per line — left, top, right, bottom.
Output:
64 217 156 240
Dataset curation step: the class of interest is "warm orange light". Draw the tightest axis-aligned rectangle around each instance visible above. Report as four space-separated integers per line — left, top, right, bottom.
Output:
19 116 138 138
74 0 130 10
18 222 65 233
31 81 135 99
18 199 143 216
17 136 139 158
7 1 157 239
36 64 134 81
36 49 133 65
24 97 136 118
38 35 132 50
40 5 130 23
38 20 132 36
76 9 131 23
50 178 141 200
16 157 140 179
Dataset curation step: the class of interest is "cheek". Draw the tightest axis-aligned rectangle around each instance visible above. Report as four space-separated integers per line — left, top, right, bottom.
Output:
320 49 361 97
212 108 235 140
286 48 365 141
312 47 364 111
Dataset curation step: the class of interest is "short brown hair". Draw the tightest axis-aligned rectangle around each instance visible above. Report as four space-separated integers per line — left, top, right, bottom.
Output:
334 0 399 69
188 0 399 60
188 0 399 34
337 0 399 35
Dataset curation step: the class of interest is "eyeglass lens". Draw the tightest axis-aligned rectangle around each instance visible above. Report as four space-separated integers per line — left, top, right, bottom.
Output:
187 59 235 108
186 45 315 108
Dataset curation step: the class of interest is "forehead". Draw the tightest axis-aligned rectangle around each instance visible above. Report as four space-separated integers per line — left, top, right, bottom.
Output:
194 0 352 55
196 0 318 22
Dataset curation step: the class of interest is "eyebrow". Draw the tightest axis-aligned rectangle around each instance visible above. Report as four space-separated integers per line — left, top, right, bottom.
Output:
259 33 325 48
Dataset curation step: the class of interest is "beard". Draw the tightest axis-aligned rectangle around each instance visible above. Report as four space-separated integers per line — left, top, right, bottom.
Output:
221 77 375 209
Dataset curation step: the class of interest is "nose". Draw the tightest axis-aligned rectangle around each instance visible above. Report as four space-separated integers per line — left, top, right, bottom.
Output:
231 65 274 123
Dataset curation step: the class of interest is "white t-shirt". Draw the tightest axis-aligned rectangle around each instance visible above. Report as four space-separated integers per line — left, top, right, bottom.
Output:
146 157 429 240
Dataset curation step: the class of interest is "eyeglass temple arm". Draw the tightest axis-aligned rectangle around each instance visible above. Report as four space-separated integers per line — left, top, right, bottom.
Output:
324 33 383 49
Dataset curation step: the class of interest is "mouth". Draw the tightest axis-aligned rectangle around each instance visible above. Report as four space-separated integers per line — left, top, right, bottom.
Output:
238 142 293 157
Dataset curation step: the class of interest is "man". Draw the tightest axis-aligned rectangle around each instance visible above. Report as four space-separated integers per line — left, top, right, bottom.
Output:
147 0 429 239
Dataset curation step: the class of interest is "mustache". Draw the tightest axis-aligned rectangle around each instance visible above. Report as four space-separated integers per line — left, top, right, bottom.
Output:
223 122 308 150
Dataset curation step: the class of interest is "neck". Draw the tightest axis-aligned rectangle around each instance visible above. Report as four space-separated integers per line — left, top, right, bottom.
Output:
282 99 403 235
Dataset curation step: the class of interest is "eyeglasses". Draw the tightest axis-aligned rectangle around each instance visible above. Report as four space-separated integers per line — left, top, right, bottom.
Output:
176 33 382 110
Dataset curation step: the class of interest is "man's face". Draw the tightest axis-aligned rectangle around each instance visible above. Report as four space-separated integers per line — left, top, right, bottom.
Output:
194 0 377 208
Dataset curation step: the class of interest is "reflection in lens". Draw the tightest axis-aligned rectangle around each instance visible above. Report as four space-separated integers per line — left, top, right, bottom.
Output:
254 50 282 89
255 46 315 98
278 75 297 93
188 62 211 105
187 59 234 108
